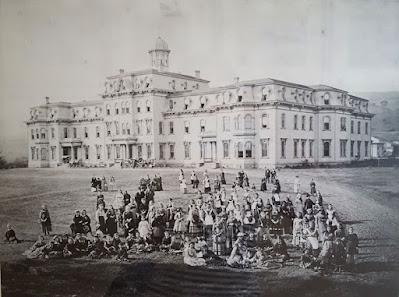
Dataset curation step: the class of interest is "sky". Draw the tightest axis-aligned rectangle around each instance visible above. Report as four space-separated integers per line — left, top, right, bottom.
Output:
0 0 398 161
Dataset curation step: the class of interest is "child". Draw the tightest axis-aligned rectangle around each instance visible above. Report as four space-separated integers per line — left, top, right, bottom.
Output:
160 230 172 251
39 205 52 236
183 241 206 267
345 227 359 271
292 212 303 248
4 224 20 243
63 237 77 258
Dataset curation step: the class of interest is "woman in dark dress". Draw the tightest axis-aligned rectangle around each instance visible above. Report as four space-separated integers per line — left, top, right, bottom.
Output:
106 207 118 236
70 210 83 235
81 209 92 235
39 205 52 236
95 204 107 234
220 170 226 185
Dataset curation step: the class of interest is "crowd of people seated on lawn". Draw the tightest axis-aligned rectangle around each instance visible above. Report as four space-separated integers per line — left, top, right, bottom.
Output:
21 169 359 272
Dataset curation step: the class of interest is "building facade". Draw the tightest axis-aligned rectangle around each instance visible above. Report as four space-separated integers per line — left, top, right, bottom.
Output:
27 38 373 168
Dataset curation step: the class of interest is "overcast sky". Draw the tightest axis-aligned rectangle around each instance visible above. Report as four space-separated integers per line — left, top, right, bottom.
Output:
0 0 398 160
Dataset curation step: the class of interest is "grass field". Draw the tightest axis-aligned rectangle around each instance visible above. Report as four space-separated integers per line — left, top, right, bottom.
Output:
0 167 398 297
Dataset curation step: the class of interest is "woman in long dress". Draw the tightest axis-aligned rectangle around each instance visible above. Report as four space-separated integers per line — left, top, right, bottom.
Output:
184 242 206 266
95 204 107 234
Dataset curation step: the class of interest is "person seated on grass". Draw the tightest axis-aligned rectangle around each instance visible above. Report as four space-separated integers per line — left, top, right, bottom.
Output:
169 233 184 253
47 235 66 258
246 232 257 257
257 233 274 256
227 232 247 267
300 248 319 270
70 210 84 235
4 224 20 243
271 235 289 262
160 230 172 252
103 235 117 257
184 241 206 267
74 233 89 257
63 237 77 258
89 234 106 259
81 210 92 235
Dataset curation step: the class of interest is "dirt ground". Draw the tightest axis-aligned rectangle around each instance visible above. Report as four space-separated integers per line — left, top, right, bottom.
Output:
0 167 398 297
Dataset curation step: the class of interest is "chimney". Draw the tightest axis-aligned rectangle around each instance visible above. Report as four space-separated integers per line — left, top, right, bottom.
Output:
234 77 240 84
119 69 125 74
195 70 200 78
45 96 50 104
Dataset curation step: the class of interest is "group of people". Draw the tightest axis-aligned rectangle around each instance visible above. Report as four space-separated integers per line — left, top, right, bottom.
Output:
19 168 359 274
90 175 116 192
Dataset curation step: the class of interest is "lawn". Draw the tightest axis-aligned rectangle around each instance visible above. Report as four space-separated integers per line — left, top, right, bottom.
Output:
0 167 398 297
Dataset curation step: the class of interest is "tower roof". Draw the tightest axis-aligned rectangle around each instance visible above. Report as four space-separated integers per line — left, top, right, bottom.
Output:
154 37 169 50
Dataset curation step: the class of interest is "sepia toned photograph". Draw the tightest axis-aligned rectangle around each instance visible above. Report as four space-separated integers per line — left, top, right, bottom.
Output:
0 0 398 296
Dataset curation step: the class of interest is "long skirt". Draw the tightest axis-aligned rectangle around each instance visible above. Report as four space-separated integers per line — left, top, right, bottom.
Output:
188 222 202 235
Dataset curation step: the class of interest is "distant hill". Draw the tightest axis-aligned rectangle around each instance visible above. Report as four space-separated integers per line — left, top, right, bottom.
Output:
354 91 399 133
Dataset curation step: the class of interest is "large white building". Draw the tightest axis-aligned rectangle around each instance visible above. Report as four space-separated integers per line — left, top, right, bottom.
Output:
27 38 373 168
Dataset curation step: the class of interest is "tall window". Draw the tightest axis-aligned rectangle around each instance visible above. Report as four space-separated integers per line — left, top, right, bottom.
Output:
121 102 125 114
184 98 190 110
146 144 152 159
244 114 253 130
245 142 253 158
357 141 361 157
31 147 35 160
31 129 34 140
73 127 77 138
350 141 354 157
237 142 243 158
365 122 369 135
41 129 46 139
184 121 190 134
169 144 175 159
365 141 369 157
200 97 206 109
357 121 361 134
281 113 286 129
106 105 110 115
294 115 298 130
51 147 56 160
280 138 287 158
261 114 269 128
40 148 47 161
116 145 121 159
169 100 174 110
261 139 269 157
223 116 230 131
159 144 165 160
146 101 151 112
169 121 174 134
96 145 101 160
51 128 55 139
115 105 119 115
351 120 354 134
84 127 88 138
223 141 229 158
126 123 130 135
137 145 142 159
324 93 330 105
107 145 111 159
84 146 89 160
340 139 347 157
323 116 331 131
159 121 163 135
200 120 205 132
309 140 314 158
293 139 299 158
36 129 39 139
115 122 120 135
146 119 152 135
64 127 68 138
96 126 100 138
122 123 126 135
235 115 241 130
309 116 313 131
323 140 331 157
184 142 191 159
301 115 306 130
340 117 346 131
301 139 306 158
125 103 130 114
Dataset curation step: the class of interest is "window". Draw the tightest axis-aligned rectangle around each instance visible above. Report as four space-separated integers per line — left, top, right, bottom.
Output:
184 121 190 134
169 100 174 110
244 114 253 130
36 129 39 139
351 120 354 134
323 116 331 131
281 113 286 129
309 116 313 131
107 145 111 159
122 123 126 135
31 147 35 159
184 142 191 159
301 139 306 158
40 148 47 161
293 139 299 158
106 105 110 115
106 122 111 136
324 93 330 105
223 117 230 132
41 129 46 139
136 121 141 135
357 121 361 134
96 145 101 160
235 115 241 130
350 141 354 157
115 106 119 115
245 142 253 158
137 106 141 113
237 142 243 158
115 122 120 135
261 114 269 128
126 123 131 135
159 144 165 160
200 120 205 132
169 121 174 134
95 126 100 138
116 145 121 159
84 127 88 138
184 98 190 110
237 95 243 102
126 104 130 114
200 97 206 109
357 141 361 157
137 145 142 159
223 141 229 158
31 129 34 140
294 115 298 130
261 139 269 157
340 140 347 157
340 117 347 131
323 140 331 157
301 115 306 130
84 146 89 160
309 140 314 158
146 144 152 159
73 127 77 138
51 147 56 160
51 128 55 139
365 122 369 135
169 144 175 159
121 103 125 114
64 127 68 138
159 121 163 135
146 101 151 112
365 141 369 157
280 138 287 158
146 119 152 135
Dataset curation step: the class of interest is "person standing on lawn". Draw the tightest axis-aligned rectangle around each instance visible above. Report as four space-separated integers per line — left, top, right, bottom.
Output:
39 205 52 236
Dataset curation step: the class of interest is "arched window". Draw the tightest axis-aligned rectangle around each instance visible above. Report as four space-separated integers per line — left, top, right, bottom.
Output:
237 142 243 158
200 96 206 109
323 116 331 131
114 103 119 115
244 114 253 130
96 126 100 138
146 100 151 112
36 129 39 139
125 102 130 114
200 119 205 132
184 98 190 110
169 100 174 110
323 140 331 157
31 129 35 140
323 93 330 105
121 123 126 135
106 104 111 115
245 141 253 158
261 114 269 128
126 123 130 135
